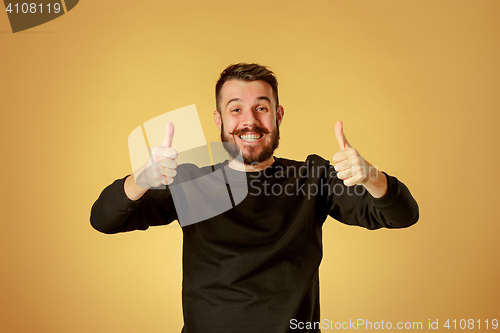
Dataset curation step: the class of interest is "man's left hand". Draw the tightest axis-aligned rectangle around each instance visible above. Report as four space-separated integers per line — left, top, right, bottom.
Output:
332 121 388 198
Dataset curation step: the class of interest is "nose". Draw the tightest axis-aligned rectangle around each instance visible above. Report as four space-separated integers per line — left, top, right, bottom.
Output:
241 109 260 127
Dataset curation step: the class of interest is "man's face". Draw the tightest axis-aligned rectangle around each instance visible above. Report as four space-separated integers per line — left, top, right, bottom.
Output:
214 79 284 165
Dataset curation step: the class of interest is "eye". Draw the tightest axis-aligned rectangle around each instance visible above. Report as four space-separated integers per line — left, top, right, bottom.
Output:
257 107 267 112
231 108 241 113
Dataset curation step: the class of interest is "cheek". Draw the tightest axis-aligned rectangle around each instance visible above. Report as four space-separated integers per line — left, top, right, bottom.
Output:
225 120 240 133
265 118 277 131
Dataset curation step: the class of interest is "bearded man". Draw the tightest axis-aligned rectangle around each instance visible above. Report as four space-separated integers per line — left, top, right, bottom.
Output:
91 63 419 333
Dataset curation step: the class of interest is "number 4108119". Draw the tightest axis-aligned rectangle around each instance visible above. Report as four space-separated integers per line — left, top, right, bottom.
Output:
5 3 62 14
443 319 498 330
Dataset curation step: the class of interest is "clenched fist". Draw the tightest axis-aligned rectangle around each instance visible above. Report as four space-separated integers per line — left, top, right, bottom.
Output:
134 122 179 189
332 121 388 198
332 121 369 187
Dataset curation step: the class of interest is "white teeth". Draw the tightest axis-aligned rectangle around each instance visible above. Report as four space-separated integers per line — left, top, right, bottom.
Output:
239 134 262 142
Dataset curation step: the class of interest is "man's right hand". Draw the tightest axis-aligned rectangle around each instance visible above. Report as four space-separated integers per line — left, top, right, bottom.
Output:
125 122 178 200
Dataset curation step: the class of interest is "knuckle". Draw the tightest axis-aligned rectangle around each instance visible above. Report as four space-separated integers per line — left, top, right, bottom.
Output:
167 148 178 159
160 147 170 156
161 158 171 168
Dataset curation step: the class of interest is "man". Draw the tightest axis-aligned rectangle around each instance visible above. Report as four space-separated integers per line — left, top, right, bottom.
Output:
90 63 419 332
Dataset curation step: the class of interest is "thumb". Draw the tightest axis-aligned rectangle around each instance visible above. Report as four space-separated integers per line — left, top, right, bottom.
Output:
161 122 175 147
335 120 351 150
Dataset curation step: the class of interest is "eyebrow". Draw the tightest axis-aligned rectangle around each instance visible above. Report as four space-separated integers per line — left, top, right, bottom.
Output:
226 96 272 107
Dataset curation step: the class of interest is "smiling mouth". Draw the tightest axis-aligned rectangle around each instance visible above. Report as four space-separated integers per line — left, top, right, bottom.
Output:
238 133 263 142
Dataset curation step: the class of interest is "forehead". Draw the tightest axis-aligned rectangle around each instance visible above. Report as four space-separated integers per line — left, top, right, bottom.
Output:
220 79 273 106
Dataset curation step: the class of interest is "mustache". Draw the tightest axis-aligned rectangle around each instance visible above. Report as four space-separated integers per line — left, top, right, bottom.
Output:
229 126 270 136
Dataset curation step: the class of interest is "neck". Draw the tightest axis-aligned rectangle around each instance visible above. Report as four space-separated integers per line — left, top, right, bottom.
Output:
228 156 275 172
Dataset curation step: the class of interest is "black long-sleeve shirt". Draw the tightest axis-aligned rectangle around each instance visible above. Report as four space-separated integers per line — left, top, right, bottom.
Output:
90 155 419 333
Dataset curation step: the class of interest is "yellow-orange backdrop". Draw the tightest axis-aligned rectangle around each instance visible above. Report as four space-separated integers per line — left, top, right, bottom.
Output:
1 0 499 332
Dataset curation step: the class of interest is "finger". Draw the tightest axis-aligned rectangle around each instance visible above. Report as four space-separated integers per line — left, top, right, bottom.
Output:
342 167 367 186
343 172 366 187
161 167 177 178
336 168 353 180
334 120 351 150
160 173 175 186
160 147 178 160
334 160 351 172
152 146 178 161
332 150 351 163
160 157 177 170
150 166 176 187
337 164 364 180
164 177 175 185
161 122 175 148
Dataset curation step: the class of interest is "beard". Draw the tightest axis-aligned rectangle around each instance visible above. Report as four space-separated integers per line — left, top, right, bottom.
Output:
220 120 280 166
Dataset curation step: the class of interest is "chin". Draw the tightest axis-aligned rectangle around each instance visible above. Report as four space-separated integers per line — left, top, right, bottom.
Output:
241 147 275 165
220 121 280 165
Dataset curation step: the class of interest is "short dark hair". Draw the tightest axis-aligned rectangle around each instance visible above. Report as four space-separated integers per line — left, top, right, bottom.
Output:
215 63 279 113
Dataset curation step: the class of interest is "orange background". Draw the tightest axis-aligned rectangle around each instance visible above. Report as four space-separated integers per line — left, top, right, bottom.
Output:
1 0 499 332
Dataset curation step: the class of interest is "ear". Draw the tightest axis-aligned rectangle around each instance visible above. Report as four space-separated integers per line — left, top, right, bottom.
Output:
276 105 284 127
214 110 222 132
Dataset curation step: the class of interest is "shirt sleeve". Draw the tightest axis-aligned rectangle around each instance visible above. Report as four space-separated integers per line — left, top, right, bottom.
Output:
89 175 178 234
323 158 419 230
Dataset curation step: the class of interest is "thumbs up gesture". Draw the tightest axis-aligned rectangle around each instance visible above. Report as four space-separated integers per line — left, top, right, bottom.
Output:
332 121 369 187
135 122 179 188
